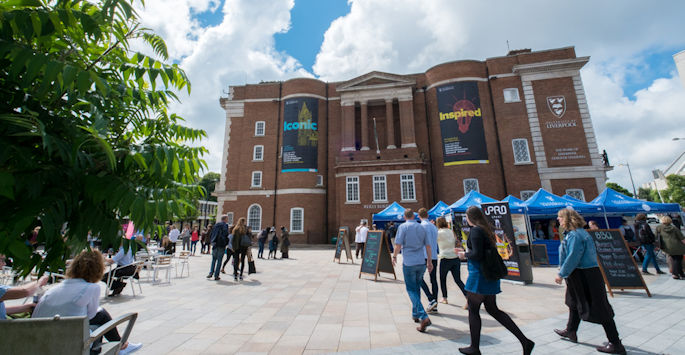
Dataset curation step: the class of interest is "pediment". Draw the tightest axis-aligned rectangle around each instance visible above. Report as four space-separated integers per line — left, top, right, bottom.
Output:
337 71 416 92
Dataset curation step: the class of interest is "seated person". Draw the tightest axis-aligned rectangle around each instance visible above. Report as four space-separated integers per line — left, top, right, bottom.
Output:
533 223 547 240
101 243 136 297
161 236 174 255
32 250 142 354
0 254 48 319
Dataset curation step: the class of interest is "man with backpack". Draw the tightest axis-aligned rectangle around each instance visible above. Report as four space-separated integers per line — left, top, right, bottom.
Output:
207 215 229 281
635 213 664 275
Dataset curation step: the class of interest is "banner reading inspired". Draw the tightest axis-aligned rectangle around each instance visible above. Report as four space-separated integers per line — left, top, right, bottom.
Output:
436 81 489 166
282 97 318 172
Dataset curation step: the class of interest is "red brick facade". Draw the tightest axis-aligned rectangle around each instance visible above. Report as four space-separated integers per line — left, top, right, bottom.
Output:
216 47 610 243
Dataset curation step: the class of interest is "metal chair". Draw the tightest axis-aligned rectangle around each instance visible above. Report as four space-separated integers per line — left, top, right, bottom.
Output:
118 261 144 296
176 251 190 278
135 251 155 282
153 255 172 285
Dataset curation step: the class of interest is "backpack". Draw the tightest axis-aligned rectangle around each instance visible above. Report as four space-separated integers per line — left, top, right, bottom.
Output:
212 223 229 248
480 236 508 281
240 233 252 248
623 226 635 242
637 222 655 245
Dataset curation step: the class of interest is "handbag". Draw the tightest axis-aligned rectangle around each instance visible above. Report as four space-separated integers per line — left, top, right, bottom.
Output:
481 238 508 281
240 233 252 248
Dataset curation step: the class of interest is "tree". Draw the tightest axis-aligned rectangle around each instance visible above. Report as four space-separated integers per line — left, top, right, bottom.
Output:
0 0 206 275
198 172 220 202
638 187 654 201
662 174 685 207
606 182 633 197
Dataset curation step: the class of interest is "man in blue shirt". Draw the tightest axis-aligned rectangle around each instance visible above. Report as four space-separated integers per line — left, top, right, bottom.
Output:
102 243 136 296
392 209 434 333
418 208 439 313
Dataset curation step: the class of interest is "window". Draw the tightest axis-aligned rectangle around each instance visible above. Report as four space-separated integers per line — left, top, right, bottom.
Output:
372 175 387 202
290 207 304 233
566 189 586 202
316 175 324 187
247 204 261 231
463 178 479 194
512 138 531 164
251 171 262 188
346 176 359 203
253 145 264 161
400 174 416 201
503 88 520 103
255 121 265 136
520 190 535 201
226 212 234 226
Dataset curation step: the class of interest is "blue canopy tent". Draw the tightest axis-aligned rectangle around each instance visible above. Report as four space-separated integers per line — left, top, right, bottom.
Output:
427 201 450 220
562 194 582 202
590 188 681 214
448 190 499 213
522 188 604 216
372 202 418 229
502 195 527 214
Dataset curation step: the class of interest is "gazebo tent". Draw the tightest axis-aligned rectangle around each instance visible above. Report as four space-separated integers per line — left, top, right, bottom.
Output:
589 188 681 214
448 190 499 213
562 194 582 202
427 201 450 220
372 202 418 229
522 188 604 216
502 195 527 214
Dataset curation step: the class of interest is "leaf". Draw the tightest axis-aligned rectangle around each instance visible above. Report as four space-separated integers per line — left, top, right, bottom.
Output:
0 172 16 199
76 70 91 93
62 64 78 89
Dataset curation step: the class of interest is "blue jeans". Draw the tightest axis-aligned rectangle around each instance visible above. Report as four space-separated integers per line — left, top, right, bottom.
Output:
258 240 265 258
403 264 428 320
209 246 225 278
191 240 198 254
642 244 661 272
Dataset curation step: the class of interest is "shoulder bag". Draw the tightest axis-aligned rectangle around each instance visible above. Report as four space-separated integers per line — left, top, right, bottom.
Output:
481 237 508 281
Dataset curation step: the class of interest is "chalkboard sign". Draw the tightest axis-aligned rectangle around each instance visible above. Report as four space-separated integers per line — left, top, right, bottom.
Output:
531 244 549 265
359 230 396 281
334 228 353 263
588 229 651 297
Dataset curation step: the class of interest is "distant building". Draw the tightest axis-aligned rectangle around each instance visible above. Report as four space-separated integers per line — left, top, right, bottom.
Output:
642 152 685 191
215 46 611 243
196 200 218 227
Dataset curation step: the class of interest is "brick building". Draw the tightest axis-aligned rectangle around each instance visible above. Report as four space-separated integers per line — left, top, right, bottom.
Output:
215 46 611 244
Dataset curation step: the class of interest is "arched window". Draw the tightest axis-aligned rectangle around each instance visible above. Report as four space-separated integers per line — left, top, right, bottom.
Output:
247 204 262 231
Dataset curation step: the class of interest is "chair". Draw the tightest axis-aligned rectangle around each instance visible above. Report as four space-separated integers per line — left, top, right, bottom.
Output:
119 261 144 296
153 255 172 285
136 251 155 282
176 251 190 278
0 313 137 355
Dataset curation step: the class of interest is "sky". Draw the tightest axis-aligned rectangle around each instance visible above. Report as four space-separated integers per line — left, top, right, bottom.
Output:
132 0 685 198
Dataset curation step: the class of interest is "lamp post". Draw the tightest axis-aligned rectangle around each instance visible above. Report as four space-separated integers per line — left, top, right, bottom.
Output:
616 162 637 197
203 179 218 227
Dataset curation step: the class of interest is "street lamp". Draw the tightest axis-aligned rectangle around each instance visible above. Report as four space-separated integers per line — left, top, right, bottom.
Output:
616 162 637 197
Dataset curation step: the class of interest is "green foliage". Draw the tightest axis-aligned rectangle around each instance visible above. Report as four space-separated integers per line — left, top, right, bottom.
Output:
0 0 207 275
662 174 685 207
638 187 654 202
198 172 220 202
606 182 633 197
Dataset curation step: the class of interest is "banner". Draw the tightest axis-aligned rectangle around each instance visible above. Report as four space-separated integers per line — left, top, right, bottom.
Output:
282 97 319 172
436 81 489 166
482 202 523 281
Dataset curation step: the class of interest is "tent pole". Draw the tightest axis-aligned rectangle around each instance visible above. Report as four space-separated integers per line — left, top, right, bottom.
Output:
602 206 610 229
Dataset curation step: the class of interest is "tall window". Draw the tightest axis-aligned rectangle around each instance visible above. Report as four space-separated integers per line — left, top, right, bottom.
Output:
512 139 531 164
346 176 359 203
253 145 264 161
520 190 535 201
463 178 479 194
400 174 416 201
566 189 586 202
247 204 261 231
503 88 520 103
255 121 265 136
251 171 262 188
226 212 234 226
290 207 304 233
372 175 387 202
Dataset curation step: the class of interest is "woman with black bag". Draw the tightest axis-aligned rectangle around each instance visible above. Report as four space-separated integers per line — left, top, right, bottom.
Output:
553 208 625 354
456 206 534 355
231 219 251 281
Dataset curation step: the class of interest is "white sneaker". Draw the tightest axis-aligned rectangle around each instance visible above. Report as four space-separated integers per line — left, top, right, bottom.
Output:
427 300 438 313
120 342 143 354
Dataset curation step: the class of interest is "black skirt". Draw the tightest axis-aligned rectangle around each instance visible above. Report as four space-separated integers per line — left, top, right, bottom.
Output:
565 267 615 324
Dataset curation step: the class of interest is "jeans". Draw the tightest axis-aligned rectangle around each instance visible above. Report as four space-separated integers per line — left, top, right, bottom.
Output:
420 259 438 302
403 264 428 320
234 246 248 277
182 237 190 251
642 244 661 272
191 240 198 254
258 240 265 258
209 246 225 278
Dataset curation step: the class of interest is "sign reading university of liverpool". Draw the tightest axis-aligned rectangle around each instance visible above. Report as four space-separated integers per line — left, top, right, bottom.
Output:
282 97 319 172
436 81 489 166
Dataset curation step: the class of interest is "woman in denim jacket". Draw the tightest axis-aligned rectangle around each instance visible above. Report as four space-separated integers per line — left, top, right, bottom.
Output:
553 208 625 355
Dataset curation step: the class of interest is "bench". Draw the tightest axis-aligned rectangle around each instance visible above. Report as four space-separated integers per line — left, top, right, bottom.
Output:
0 312 137 355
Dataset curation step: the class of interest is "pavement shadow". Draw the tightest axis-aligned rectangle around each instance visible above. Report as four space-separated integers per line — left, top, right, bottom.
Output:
525 282 564 290
573 341 659 355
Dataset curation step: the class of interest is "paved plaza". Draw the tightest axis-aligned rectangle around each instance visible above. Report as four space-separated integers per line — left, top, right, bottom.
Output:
97 247 683 355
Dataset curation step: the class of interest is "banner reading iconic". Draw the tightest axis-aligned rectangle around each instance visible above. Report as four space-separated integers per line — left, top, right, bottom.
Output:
282 97 318 172
436 81 489 166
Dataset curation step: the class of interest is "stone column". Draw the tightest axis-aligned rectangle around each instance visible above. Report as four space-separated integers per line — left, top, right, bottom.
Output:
360 101 369 150
385 99 396 149
341 103 355 151
399 99 416 148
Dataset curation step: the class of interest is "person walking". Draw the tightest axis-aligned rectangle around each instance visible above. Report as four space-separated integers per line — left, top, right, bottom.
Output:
457 206 534 355
258 228 268 259
180 224 191 251
391 208 434 333
168 224 180 254
386 221 396 253
190 226 200 255
657 215 685 279
435 216 468 307
268 226 279 259
232 218 250 281
206 216 229 281
418 208 439 314
221 232 236 275
553 208 624 354
202 224 213 254
355 221 369 259
635 213 664 275
280 226 290 259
